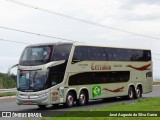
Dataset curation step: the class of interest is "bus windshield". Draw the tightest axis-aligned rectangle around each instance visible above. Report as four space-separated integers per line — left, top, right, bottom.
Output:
19 45 53 66
17 70 47 92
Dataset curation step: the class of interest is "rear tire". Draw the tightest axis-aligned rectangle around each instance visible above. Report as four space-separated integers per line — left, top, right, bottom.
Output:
78 90 88 106
135 86 142 99
127 87 135 100
65 92 75 108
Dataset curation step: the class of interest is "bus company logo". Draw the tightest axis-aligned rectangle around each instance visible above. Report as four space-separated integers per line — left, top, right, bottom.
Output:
92 85 101 98
28 95 30 99
91 63 111 71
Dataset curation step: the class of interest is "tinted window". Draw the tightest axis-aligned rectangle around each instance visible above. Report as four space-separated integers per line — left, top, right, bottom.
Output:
72 46 151 62
73 46 89 61
47 62 67 88
19 45 53 66
52 44 72 61
89 47 107 60
68 71 130 86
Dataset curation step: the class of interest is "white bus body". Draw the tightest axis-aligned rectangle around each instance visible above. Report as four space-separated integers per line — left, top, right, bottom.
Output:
9 42 153 108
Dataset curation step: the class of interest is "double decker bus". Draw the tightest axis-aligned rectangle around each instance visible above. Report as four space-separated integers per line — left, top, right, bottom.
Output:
8 42 153 108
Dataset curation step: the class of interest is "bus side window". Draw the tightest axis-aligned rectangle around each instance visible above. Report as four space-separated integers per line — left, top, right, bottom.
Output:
72 46 89 62
49 74 58 86
52 44 72 61
49 73 64 87
88 47 107 61
106 48 114 61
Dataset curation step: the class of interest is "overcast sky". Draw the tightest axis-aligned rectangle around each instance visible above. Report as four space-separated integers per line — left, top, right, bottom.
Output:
0 0 160 78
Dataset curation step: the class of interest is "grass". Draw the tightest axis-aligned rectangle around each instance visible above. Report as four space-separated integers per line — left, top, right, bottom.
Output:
153 81 160 85
0 73 16 89
41 97 160 120
0 92 16 97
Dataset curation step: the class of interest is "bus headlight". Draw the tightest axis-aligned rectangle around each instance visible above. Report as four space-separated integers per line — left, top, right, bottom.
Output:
42 99 48 103
39 92 49 98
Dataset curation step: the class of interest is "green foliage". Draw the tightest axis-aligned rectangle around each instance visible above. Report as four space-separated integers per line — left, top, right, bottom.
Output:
41 98 160 120
0 73 17 89
153 82 160 85
0 92 16 97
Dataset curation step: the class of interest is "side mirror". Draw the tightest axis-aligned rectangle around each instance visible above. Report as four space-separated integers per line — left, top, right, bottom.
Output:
7 64 19 76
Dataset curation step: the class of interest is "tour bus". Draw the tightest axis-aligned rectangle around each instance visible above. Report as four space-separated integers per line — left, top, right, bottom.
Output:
8 42 153 108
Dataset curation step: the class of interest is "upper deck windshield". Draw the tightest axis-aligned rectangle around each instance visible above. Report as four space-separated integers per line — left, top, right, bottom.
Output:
19 45 53 66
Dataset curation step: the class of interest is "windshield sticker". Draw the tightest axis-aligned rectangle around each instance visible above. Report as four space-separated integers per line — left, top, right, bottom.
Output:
92 85 101 98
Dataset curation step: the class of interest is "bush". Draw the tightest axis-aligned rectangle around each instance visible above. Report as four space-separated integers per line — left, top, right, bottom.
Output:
0 73 17 89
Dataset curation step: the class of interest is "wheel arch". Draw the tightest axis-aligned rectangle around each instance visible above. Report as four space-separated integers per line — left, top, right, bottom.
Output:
127 84 136 91
65 88 77 101
78 87 89 100
136 83 143 93
127 84 136 95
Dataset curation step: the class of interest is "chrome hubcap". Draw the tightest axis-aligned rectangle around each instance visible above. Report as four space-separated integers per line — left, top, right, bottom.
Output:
67 95 73 106
80 94 85 104
129 90 133 98
136 89 140 97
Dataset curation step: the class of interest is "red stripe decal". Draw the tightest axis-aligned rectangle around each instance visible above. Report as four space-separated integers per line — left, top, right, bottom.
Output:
103 87 124 93
126 64 151 71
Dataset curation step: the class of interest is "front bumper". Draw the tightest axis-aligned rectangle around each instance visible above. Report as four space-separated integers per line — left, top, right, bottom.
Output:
16 92 49 105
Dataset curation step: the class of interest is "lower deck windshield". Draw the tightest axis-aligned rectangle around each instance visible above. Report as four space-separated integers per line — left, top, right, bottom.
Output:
17 70 47 91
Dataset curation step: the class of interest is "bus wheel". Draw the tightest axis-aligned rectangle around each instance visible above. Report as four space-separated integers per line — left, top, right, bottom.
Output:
128 86 134 100
38 105 46 109
65 92 75 107
135 87 142 99
78 90 87 106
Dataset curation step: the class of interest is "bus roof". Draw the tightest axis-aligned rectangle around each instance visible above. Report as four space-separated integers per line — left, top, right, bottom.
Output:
73 42 151 51
26 42 151 51
26 42 73 47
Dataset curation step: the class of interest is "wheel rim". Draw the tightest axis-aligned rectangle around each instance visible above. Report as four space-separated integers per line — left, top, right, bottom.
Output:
129 89 133 98
136 89 141 98
80 93 86 104
67 95 74 106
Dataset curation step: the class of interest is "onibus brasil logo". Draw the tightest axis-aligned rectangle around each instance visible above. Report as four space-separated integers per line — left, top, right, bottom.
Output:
92 85 101 98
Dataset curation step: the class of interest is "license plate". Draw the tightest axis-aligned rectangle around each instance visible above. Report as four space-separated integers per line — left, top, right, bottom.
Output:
26 101 32 104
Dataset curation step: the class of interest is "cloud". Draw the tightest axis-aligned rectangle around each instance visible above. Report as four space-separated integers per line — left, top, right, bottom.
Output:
122 0 160 9
0 0 160 78
0 56 19 73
